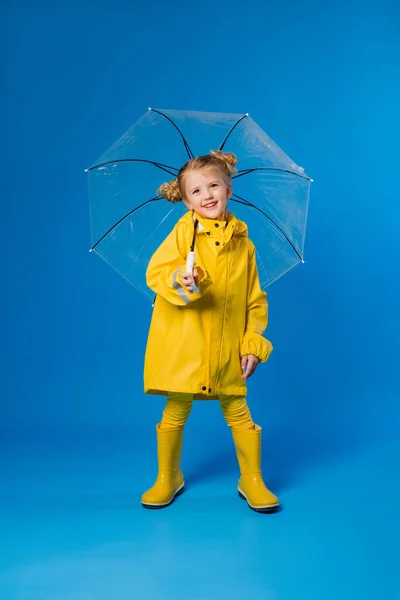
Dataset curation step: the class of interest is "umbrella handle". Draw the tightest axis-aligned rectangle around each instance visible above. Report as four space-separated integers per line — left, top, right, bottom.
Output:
186 251 195 274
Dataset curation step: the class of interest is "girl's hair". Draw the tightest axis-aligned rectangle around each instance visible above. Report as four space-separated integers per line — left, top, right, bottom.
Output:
157 150 238 203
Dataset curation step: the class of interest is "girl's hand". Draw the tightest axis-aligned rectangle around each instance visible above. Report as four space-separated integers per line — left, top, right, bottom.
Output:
241 354 260 380
181 268 199 293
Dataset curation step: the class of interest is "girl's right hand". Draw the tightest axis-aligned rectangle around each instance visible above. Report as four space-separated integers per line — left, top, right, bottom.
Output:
181 268 199 293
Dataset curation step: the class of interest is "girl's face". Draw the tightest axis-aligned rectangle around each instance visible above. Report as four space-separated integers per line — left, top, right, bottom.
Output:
182 166 232 221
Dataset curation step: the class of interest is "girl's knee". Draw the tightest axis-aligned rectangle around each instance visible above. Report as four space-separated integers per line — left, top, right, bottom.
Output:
160 393 193 429
219 395 254 430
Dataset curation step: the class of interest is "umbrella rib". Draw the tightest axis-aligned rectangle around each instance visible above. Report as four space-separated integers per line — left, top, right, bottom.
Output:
233 167 312 182
150 109 194 160
90 196 163 251
219 114 248 151
87 159 179 177
231 193 303 261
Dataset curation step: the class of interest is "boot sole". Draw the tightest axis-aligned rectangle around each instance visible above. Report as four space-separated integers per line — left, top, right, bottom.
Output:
238 488 280 513
141 484 185 510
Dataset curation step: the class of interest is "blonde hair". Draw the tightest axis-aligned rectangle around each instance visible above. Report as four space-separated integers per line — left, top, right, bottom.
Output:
157 150 238 203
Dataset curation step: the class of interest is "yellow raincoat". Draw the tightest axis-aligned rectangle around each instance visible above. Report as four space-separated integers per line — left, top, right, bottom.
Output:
144 210 273 399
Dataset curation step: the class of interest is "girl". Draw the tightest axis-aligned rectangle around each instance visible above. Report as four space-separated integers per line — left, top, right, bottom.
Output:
141 150 279 513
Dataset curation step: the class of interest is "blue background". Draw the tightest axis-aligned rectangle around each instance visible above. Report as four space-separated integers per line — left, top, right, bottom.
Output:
1 1 399 599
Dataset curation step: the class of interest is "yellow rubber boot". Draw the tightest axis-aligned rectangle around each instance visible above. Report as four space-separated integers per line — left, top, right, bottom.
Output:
232 425 280 513
141 424 185 509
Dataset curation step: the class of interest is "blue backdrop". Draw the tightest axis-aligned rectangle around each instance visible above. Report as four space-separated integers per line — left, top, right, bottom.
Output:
1 1 399 599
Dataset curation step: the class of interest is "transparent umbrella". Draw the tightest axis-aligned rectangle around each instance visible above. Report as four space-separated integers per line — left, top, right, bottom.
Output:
86 108 313 301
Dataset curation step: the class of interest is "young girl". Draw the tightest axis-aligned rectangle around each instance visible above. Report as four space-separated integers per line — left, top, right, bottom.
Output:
141 150 279 513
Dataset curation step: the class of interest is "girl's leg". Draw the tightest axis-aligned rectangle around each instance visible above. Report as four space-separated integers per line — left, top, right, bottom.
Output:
219 395 255 430
219 395 279 513
141 393 193 509
159 393 194 429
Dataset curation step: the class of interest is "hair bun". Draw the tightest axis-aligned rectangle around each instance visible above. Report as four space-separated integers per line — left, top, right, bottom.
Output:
210 150 238 175
157 178 182 203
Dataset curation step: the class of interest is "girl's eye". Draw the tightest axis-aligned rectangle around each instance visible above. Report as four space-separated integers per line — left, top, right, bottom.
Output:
192 189 199 194
211 183 218 188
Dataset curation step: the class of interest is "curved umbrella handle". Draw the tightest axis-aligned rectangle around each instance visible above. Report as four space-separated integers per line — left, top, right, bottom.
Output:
186 251 195 274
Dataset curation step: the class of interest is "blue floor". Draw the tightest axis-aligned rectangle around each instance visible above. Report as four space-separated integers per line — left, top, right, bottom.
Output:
1 423 398 599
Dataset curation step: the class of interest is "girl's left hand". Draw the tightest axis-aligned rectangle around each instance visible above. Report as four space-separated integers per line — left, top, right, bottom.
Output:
241 354 260 380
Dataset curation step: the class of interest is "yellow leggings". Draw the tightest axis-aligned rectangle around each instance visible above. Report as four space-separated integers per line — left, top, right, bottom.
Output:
159 393 254 431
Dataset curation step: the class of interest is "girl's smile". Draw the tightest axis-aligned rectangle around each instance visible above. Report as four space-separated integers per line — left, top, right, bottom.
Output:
182 166 232 221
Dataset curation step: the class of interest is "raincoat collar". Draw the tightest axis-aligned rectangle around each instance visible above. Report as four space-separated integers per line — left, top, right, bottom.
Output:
195 213 227 234
179 209 248 239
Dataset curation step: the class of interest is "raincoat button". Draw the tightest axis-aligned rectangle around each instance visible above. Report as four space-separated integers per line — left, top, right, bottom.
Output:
215 241 220 246
202 386 207 391
214 223 219 227
206 231 210 235
208 388 211 393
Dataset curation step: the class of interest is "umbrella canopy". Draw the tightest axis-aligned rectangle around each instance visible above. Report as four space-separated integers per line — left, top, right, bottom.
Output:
86 108 312 301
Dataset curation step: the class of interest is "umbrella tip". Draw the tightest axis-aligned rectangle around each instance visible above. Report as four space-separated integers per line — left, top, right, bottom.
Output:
245 112 249 116
301 259 305 264
148 107 152 111
89 248 93 253
310 178 314 182
84 168 88 173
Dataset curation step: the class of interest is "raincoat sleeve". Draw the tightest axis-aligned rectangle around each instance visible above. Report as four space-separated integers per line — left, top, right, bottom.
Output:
146 223 213 306
241 246 273 362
